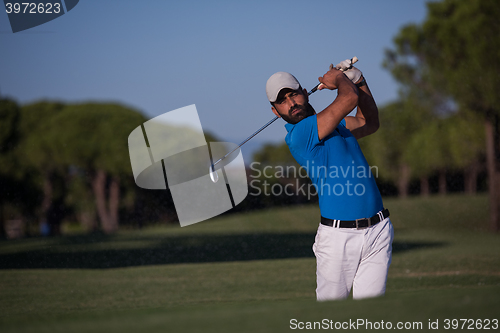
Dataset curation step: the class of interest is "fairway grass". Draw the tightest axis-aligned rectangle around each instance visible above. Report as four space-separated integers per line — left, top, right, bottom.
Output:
1 194 499 332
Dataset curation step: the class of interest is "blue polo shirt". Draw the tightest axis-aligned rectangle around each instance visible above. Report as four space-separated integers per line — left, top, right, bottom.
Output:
285 114 383 220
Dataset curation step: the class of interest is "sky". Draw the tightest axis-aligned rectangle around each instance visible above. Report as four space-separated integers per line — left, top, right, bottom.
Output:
0 0 431 162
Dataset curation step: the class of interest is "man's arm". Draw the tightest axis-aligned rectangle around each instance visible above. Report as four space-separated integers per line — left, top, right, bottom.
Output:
316 69 359 141
344 77 379 139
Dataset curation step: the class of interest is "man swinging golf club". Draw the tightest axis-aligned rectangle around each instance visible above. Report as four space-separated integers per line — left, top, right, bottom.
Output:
266 59 394 301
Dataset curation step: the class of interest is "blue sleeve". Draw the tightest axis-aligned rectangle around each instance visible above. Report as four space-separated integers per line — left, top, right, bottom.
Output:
286 115 321 158
340 118 346 127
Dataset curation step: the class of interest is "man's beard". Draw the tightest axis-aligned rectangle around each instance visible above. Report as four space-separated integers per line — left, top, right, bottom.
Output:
280 102 315 124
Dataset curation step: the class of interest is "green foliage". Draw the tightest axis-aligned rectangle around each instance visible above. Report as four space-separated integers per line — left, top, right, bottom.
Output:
43 103 146 175
0 99 21 179
360 98 435 182
446 111 485 169
404 120 449 177
388 0 500 114
18 100 65 135
252 141 297 167
0 99 42 220
421 0 500 112
5 101 69 222
42 103 147 227
2 99 223 229
1 100 148 227
0 98 20 155
18 101 66 174
65 173 95 216
374 99 485 180
380 0 497 183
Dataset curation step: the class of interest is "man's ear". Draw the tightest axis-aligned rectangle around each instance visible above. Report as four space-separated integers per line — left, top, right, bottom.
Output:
271 106 281 118
303 88 309 102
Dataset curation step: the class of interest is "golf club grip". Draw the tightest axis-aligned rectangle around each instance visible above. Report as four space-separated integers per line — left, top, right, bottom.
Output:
349 56 359 68
328 56 358 72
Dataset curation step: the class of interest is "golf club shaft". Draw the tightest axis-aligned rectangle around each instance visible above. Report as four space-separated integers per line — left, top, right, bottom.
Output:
211 84 320 169
211 56 358 169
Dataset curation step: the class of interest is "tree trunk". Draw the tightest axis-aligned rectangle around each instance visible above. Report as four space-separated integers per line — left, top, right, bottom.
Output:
397 163 410 198
91 169 120 234
464 161 479 195
420 176 430 197
92 169 112 233
438 170 447 195
78 210 97 232
39 172 53 235
108 176 120 233
40 171 67 236
485 116 500 232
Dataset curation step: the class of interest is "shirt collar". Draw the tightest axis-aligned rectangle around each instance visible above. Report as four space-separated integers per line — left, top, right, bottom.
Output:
284 114 316 132
285 123 295 132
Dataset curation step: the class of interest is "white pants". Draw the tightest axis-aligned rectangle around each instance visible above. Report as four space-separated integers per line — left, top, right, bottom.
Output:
312 217 394 301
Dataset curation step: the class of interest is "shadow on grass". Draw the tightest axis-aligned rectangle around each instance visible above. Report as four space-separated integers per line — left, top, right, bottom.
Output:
0 233 444 269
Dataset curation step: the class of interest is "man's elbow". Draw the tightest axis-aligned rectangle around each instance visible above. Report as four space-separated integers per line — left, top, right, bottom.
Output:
368 119 380 135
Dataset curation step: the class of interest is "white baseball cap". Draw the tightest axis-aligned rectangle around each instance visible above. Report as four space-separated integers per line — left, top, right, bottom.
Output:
266 72 301 103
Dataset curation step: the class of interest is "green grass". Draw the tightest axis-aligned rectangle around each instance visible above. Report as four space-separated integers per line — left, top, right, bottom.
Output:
1 194 499 332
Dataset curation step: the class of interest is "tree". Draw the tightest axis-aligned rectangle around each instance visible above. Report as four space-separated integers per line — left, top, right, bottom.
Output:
43 103 146 233
0 98 21 237
252 142 297 167
361 96 434 198
19 101 66 235
446 111 485 194
0 99 19 154
404 119 452 196
387 0 500 230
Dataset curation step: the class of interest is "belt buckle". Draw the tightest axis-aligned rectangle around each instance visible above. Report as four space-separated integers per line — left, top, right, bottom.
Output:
355 218 369 230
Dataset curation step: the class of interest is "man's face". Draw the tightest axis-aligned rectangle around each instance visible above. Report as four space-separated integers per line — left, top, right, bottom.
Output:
272 88 315 124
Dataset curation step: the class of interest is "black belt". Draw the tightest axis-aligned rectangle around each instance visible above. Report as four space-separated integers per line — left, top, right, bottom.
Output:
321 209 390 229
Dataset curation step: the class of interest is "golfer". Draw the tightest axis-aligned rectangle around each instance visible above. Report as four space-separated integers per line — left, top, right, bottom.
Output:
266 60 394 300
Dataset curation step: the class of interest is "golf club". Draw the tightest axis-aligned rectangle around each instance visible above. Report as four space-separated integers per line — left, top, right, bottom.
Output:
209 56 358 183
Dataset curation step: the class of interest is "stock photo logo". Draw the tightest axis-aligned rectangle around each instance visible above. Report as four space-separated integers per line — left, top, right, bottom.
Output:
128 105 248 227
4 0 79 33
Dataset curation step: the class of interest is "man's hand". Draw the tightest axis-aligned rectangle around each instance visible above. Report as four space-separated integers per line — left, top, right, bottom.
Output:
343 67 363 84
334 59 363 84
334 58 355 71
317 68 346 91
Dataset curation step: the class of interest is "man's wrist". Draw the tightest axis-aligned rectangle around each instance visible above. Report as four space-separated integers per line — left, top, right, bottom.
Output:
356 77 366 88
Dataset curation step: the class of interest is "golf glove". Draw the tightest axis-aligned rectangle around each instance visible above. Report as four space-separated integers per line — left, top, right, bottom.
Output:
331 59 362 84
